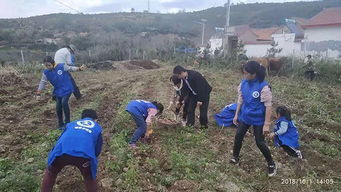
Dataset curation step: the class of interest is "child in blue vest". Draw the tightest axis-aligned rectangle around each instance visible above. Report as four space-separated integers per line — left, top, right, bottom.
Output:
269 106 302 159
41 109 102 192
36 56 86 129
126 100 164 148
230 61 277 177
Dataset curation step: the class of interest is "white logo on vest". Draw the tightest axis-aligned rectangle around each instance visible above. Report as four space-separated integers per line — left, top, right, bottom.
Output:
57 70 63 75
75 120 95 133
77 120 95 128
252 91 260 98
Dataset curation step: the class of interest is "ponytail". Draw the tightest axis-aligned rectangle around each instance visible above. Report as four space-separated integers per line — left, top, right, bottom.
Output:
256 65 266 82
244 60 266 82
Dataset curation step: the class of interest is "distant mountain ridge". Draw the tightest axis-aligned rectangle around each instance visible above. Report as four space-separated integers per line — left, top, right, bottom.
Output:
0 0 340 51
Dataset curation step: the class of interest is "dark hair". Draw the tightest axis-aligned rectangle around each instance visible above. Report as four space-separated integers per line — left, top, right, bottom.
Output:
152 101 164 114
170 75 181 85
244 60 266 82
81 109 98 119
43 56 54 64
276 106 291 121
173 65 186 74
307 55 312 58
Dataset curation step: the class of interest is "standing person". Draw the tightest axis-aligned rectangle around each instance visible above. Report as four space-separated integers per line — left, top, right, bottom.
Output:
173 65 212 128
269 106 302 159
41 109 102 192
230 60 277 177
303 55 316 81
36 56 86 129
168 75 189 126
54 45 82 99
126 99 164 148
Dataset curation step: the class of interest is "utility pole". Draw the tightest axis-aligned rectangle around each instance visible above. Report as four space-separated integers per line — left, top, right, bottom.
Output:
223 0 231 58
20 50 25 65
148 0 150 12
202 22 205 45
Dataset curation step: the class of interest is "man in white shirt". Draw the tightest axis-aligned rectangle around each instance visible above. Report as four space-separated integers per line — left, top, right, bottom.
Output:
54 45 82 99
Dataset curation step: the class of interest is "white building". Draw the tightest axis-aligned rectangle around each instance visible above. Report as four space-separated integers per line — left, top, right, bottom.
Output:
302 7 341 59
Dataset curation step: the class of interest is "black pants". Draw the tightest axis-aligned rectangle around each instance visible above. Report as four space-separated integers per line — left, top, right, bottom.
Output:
175 99 189 121
41 154 97 192
305 71 315 81
56 94 71 127
68 72 82 99
233 121 274 165
186 94 210 127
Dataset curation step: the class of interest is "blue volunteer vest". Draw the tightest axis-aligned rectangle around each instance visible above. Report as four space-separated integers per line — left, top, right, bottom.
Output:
43 63 73 97
214 103 237 127
274 117 300 149
239 79 268 126
125 100 157 118
47 118 102 179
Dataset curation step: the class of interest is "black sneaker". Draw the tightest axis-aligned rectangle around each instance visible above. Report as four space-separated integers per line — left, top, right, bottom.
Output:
268 163 277 177
229 156 239 164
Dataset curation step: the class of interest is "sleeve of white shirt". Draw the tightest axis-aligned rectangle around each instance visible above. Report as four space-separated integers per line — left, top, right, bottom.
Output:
237 83 243 104
260 85 272 107
37 73 48 91
146 108 158 124
275 121 289 135
63 64 79 72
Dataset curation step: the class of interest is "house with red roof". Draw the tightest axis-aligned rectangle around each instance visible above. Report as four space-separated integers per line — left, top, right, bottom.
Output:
301 7 341 58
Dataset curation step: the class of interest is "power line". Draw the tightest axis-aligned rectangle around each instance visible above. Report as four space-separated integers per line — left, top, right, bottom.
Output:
52 0 83 14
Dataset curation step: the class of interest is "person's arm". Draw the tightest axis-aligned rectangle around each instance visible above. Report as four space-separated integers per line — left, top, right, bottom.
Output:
193 73 207 102
37 73 48 94
274 121 289 136
261 85 272 134
233 83 243 125
145 108 158 137
95 134 103 157
64 64 86 72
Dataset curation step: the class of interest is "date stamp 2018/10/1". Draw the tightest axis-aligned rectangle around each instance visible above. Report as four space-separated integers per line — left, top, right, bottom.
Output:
281 178 335 185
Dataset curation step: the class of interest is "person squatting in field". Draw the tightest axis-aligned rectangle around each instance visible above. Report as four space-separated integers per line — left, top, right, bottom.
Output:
269 106 303 159
125 99 164 148
168 75 189 126
230 60 277 177
173 65 212 128
41 109 102 192
36 56 86 129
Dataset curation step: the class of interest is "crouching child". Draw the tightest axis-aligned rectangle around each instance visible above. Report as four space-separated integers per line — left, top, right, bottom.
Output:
269 106 302 159
126 99 163 148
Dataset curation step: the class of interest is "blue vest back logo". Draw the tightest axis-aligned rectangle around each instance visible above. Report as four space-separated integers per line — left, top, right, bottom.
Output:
57 70 63 75
76 120 95 128
252 91 260 98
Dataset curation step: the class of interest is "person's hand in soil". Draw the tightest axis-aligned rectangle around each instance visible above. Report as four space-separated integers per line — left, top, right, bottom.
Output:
35 91 41 100
263 124 270 136
268 132 275 139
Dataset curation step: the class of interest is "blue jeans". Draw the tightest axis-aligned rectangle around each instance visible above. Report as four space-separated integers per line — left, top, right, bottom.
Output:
56 94 71 127
128 111 146 144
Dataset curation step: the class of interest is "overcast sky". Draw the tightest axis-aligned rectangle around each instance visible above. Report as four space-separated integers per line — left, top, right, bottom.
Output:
0 0 317 19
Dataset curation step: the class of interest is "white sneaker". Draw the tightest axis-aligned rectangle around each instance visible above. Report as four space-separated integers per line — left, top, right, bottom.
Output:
296 150 303 159
181 120 187 127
